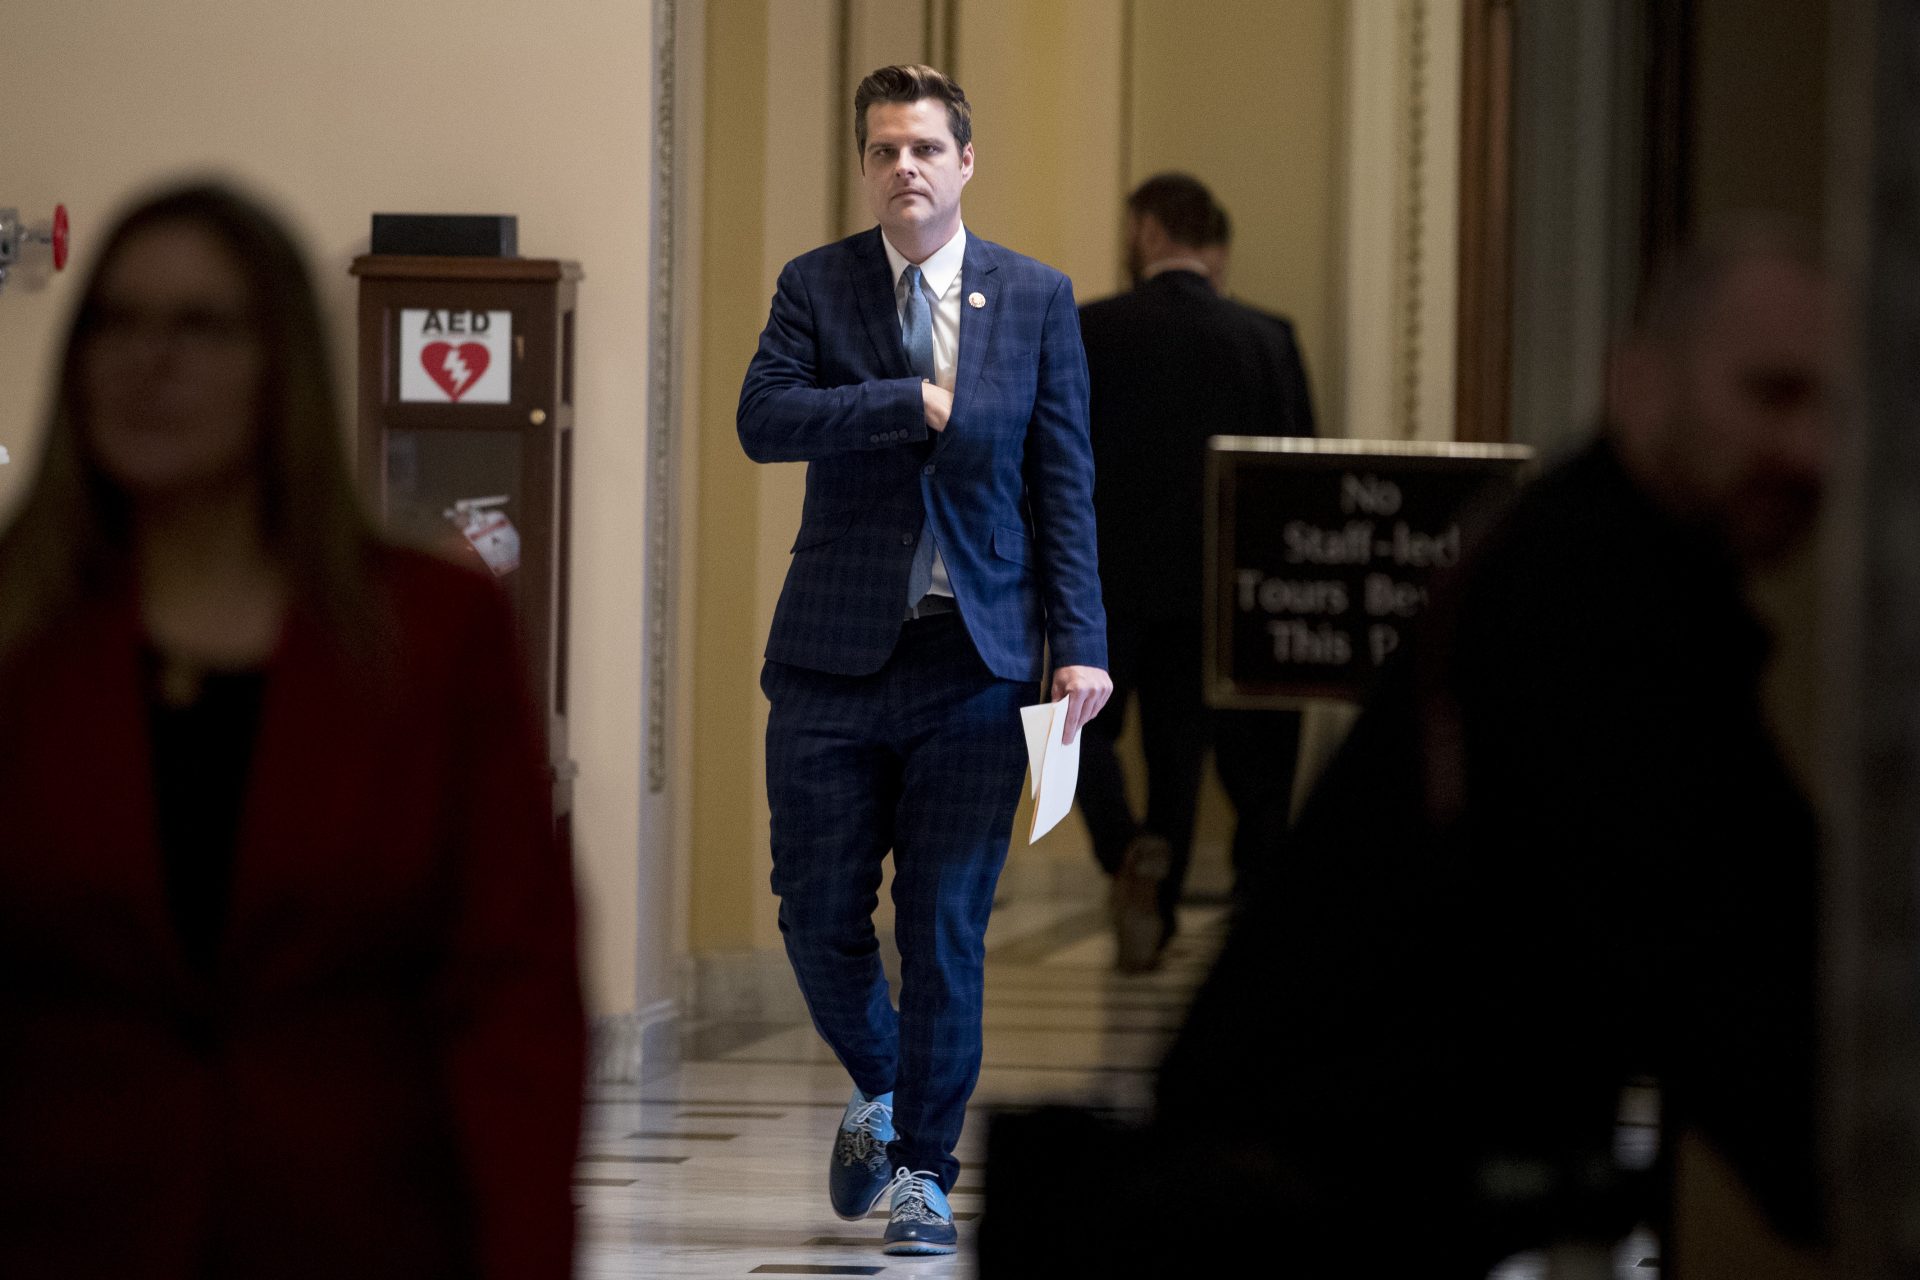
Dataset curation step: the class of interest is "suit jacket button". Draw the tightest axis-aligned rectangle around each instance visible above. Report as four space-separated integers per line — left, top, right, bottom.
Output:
923 464 935 476
902 533 914 545
869 434 880 444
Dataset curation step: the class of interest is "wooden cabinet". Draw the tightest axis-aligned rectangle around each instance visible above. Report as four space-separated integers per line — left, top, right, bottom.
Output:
350 255 581 832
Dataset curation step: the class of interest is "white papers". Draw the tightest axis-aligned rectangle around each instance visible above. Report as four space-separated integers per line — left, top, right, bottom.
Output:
1019 696 1081 844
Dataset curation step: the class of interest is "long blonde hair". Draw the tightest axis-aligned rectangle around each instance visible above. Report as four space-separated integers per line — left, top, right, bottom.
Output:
0 181 377 664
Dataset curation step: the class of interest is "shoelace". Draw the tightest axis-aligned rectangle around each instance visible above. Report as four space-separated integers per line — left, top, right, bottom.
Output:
885 1167 948 1225
848 1099 892 1138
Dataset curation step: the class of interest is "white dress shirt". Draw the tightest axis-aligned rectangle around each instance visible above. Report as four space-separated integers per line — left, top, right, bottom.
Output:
1143 255 1211 281
882 225 966 599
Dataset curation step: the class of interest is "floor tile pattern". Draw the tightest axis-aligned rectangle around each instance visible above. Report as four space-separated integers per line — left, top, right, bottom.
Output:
574 896 1213 1277
574 888 1664 1278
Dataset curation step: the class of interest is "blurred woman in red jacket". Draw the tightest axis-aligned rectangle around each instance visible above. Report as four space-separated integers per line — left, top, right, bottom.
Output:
0 181 585 1277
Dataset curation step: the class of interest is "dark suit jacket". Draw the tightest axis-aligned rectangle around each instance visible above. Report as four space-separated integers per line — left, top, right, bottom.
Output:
738 227 1106 682
0 549 585 1278
1078 268 1314 619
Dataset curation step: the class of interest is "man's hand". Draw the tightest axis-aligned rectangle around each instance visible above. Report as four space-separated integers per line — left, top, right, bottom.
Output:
1051 665 1113 745
921 380 953 432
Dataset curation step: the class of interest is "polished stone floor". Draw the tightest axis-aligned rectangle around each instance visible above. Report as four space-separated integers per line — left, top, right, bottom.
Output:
574 870 1215 1278
573 869 1661 1278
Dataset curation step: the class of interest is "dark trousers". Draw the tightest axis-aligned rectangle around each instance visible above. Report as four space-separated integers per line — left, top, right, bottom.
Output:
1076 613 1303 927
1077 615 1208 930
761 614 1029 1193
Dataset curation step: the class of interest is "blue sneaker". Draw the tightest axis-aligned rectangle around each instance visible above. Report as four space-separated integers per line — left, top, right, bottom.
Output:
881 1167 957 1256
829 1087 895 1220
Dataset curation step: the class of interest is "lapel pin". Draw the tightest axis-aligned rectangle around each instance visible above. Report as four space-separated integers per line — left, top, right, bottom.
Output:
968 291 986 309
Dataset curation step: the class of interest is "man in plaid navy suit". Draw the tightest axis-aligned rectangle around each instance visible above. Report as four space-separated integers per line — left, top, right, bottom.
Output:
738 64 1111 1257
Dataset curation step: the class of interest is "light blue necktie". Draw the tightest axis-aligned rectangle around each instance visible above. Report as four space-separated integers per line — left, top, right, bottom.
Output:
901 264 937 608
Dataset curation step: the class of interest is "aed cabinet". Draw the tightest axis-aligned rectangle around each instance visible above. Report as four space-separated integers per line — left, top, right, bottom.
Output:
350 254 581 833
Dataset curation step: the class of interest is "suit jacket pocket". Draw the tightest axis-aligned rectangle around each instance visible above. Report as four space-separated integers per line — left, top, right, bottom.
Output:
992 524 1034 567
791 510 856 553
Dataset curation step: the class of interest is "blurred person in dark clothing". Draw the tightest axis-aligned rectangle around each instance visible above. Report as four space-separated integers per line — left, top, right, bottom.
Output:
0 181 585 1278
986 221 1835 1274
1074 173 1315 972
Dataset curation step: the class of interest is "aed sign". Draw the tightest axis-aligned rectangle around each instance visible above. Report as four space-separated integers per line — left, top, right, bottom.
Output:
399 308 512 404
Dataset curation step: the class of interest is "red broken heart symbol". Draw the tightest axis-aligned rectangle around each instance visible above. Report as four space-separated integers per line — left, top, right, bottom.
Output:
421 341 491 402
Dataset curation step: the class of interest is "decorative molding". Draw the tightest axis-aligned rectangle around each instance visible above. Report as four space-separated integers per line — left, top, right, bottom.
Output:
645 0 680 794
1397 0 1432 441
1339 1 1398 441
589 999 683 1085
588 1012 641 1084
1341 0 1461 444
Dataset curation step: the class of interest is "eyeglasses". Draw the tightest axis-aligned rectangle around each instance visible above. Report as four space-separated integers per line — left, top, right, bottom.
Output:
80 302 259 354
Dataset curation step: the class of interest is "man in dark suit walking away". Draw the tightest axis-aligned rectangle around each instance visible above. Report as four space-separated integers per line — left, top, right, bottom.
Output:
738 65 1111 1258
1074 174 1315 973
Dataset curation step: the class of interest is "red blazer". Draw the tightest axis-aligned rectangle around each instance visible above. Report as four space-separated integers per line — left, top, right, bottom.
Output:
0 548 585 1278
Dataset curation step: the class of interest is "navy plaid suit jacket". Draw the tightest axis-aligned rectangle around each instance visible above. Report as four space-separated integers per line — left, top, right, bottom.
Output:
739 227 1107 683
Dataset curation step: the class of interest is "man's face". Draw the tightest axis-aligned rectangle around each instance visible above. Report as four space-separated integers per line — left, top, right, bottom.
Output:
1665 258 1838 565
861 99 972 248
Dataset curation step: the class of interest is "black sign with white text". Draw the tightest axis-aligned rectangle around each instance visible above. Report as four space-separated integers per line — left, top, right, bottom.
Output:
1206 438 1534 705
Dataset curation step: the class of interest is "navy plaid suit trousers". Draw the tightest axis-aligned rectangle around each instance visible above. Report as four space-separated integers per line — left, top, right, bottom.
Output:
762 617 1028 1192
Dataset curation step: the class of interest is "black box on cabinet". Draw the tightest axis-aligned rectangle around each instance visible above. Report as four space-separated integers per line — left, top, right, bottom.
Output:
370 213 519 257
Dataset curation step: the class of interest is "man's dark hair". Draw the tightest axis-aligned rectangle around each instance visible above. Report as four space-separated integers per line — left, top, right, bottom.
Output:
1202 201 1232 249
1127 173 1221 249
854 64 972 157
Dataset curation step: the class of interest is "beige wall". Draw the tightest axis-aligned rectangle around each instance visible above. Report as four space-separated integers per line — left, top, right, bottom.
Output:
956 0 1129 303
957 0 1345 380
1128 0 1344 405
689 0 843 956
690 0 775 955
0 0 657 1018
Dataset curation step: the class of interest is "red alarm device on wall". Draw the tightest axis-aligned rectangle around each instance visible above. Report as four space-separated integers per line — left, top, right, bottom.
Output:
0 204 70 294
